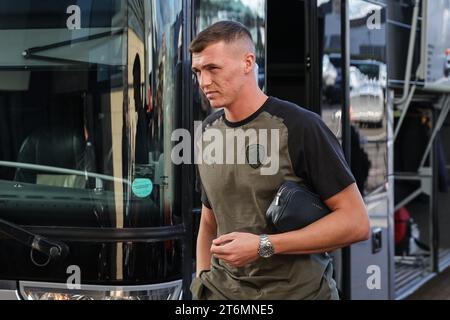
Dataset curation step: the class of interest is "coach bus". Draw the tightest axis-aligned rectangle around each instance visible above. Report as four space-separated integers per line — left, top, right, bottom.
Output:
0 0 449 300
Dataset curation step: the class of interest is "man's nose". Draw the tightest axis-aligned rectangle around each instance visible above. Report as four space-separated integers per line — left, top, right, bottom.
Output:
199 72 212 89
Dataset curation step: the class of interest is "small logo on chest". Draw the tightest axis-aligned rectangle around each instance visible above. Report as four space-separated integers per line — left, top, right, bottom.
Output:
246 144 266 169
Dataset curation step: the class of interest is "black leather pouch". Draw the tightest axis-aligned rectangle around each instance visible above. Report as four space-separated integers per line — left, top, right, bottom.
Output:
266 181 331 233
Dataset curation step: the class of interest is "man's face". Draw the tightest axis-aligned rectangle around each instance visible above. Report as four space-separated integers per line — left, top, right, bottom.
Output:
192 41 248 109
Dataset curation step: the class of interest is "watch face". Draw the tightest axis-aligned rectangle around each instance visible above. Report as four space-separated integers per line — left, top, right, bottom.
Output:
259 237 274 258
261 246 273 258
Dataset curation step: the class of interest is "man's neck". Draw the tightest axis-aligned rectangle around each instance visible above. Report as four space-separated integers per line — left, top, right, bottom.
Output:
223 89 268 123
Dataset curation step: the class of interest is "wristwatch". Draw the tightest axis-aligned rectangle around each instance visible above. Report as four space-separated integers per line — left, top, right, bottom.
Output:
258 234 275 258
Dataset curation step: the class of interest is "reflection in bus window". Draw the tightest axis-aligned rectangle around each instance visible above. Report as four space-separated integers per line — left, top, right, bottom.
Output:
144 0 183 226
319 0 387 197
319 0 343 137
349 0 387 196
0 0 185 284
0 0 184 230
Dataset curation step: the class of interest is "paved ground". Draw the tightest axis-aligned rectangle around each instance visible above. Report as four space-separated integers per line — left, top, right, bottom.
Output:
406 266 450 300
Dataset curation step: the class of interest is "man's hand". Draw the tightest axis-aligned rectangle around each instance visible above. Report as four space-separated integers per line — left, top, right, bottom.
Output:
210 232 260 267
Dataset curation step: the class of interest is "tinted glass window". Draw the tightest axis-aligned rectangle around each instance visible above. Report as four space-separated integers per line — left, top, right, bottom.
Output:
319 0 387 197
0 0 183 231
0 0 183 284
349 0 387 196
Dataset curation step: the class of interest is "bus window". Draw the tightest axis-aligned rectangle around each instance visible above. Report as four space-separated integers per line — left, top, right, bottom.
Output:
318 0 343 135
348 0 387 197
318 0 388 197
0 0 183 230
0 0 126 67
0 0 184 285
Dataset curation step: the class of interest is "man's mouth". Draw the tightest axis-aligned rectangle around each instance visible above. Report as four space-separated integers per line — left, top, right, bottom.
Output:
205 91 219 98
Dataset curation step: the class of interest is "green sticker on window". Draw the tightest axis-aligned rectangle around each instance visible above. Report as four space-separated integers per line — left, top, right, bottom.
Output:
132 178 153 198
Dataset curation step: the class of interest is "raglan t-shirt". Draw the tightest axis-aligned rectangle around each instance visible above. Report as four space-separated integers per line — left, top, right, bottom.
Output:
191 96 356 300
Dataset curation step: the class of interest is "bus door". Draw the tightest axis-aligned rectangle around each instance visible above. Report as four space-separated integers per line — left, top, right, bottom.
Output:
317 0 390 299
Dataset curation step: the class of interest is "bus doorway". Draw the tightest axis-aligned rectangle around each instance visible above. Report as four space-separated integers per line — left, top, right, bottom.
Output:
266 0 311 109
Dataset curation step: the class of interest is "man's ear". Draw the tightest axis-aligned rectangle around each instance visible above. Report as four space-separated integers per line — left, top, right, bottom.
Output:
243 53 256 74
